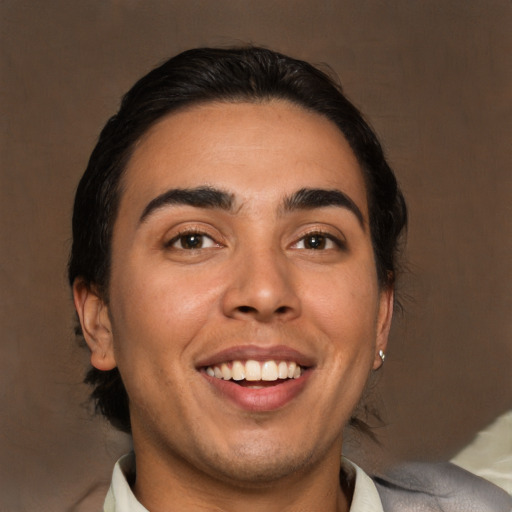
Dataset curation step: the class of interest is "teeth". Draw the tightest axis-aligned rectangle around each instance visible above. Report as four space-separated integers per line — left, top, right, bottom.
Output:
232 361 245 381
205 360 303 383
278 361 288 379
220 363 232 380
287 362 296 379
261 361 278 381
245 360 261 381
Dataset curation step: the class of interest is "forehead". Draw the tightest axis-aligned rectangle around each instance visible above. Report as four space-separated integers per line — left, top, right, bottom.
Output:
119 100 368 220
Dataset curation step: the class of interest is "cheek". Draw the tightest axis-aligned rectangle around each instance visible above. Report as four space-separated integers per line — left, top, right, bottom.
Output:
303 260 380 335
108 261 224 363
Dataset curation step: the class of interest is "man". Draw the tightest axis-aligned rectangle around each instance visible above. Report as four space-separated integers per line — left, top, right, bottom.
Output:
69 46 511 511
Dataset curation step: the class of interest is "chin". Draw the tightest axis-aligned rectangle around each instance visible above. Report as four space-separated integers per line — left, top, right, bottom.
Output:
193 435 324 486
212 454 312 485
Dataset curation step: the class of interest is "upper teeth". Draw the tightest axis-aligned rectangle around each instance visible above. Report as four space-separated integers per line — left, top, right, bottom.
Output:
205 360 302 381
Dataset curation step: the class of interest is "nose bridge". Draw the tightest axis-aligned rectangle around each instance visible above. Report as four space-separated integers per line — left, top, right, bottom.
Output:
222 237 300 321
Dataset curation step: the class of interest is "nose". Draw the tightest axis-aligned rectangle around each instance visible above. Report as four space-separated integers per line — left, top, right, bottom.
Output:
221 245 301 323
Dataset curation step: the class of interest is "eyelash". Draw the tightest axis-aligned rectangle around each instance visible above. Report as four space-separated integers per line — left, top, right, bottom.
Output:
165 229 219 250
164 229 346 252
292 230 346 251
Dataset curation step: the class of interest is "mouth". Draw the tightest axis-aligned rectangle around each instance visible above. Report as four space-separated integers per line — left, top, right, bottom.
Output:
205 359 304 388
197 347 314 412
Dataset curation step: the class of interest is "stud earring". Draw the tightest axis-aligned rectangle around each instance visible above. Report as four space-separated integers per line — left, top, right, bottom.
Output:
378 350 386 363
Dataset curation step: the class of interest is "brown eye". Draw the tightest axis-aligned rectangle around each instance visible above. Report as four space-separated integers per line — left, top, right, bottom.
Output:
292 232 343 251
304 234 327 249
170 233 216 250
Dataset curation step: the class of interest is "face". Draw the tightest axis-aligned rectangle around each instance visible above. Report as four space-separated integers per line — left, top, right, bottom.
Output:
75 100 392 486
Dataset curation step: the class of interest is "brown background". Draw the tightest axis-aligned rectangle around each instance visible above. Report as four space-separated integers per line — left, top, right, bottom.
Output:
1 1 511 510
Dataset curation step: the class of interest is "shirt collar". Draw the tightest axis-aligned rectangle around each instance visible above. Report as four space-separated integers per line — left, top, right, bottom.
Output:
104 453 384 512
104 453 148 512
342 457 385 512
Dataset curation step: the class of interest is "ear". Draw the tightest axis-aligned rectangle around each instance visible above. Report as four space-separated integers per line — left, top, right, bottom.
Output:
372 287 394 370
73 278 117 371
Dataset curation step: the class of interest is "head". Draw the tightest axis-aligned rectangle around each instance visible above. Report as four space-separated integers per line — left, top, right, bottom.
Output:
69 47 407 472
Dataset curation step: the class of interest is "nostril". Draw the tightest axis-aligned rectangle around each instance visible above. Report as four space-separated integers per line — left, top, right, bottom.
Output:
237 305 290 315
238 305 256 314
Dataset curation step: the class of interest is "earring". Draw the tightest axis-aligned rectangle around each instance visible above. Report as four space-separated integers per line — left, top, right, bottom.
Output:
378 350 386 363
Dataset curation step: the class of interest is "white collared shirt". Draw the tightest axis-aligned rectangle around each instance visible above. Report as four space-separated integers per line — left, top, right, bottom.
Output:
103 453 384 511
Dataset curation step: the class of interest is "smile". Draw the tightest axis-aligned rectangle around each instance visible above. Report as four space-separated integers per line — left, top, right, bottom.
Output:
205 360 303 384
197 345 314 411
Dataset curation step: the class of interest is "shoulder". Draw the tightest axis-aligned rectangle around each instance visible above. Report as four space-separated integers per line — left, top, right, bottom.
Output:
373 461 512 512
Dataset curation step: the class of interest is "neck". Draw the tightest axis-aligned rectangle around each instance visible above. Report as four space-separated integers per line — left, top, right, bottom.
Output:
132 440 351 512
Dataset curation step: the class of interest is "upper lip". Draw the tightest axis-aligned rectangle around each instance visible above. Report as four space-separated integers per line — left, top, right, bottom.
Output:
196 344 316 369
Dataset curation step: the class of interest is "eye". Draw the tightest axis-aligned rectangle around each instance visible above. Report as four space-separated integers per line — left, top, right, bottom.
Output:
168 232 218 250
293 232 343 250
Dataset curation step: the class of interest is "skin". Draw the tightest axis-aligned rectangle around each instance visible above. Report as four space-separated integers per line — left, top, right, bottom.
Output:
74 100 393 511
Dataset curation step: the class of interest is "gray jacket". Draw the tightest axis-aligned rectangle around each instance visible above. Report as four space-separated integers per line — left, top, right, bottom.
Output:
374 462 512 511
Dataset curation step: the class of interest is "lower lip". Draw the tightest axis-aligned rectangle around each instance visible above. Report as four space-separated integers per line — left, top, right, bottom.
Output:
202 371 311 412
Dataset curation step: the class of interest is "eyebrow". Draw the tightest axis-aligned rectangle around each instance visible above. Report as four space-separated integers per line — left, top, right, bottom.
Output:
139 185 365 229
139 186 234 222
282 188 365 228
